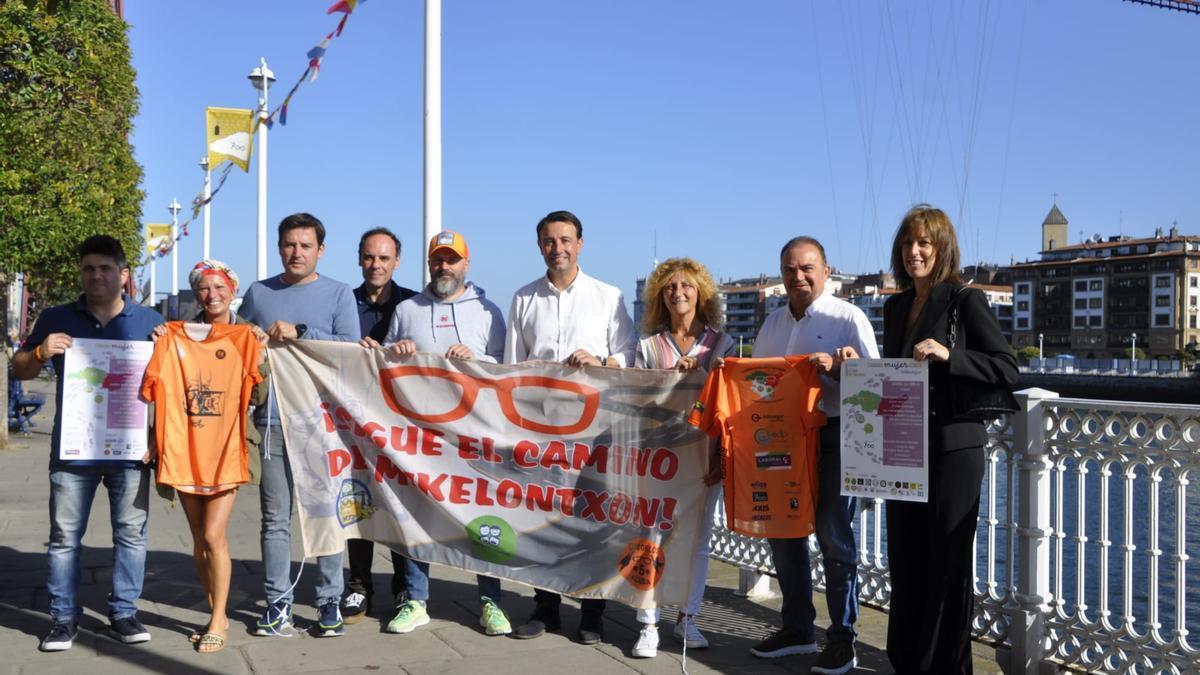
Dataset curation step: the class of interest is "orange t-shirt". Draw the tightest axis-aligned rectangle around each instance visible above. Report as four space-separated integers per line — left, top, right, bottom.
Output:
688 356 825 538
141 322 263 493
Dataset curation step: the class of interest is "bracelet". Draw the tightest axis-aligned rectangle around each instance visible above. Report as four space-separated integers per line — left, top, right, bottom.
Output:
34 345 47 363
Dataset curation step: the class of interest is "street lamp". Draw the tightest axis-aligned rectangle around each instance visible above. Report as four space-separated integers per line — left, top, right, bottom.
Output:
1130 332 1138 373
1037 333 1044 372
200 156 211 261
168 197 181 297
248 58 275 281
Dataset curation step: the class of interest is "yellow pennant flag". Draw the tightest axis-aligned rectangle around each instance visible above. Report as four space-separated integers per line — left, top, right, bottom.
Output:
145 223 172 254
206 107 255 172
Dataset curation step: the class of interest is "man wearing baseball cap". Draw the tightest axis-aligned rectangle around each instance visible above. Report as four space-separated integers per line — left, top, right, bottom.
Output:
379 230 509 636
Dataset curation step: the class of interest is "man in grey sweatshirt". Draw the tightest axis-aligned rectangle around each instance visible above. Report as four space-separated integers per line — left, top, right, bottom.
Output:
378 230 509 636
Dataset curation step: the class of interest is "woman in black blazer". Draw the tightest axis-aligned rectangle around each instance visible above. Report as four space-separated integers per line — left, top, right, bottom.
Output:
881 205 1018 674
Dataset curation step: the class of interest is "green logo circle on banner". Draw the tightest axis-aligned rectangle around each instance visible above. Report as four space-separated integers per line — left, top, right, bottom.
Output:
466 515 517 563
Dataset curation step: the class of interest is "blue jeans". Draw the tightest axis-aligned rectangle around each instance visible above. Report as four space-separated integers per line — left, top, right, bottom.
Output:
394 555 501 605
47 465 150 622
768 423 858 644
259 424 344 607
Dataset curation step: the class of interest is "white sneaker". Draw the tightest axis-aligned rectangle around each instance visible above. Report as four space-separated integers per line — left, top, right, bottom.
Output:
673 615 709 649
632 624 659 658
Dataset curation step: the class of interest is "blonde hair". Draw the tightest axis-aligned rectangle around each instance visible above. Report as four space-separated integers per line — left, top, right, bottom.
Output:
641 258 722 334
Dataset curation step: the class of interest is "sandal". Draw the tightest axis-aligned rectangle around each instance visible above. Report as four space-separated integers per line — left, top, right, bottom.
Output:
196 632 225 653
189 620 230 643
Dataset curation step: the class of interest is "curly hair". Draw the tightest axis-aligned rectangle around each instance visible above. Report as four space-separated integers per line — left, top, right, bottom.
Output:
641 257 722 335
890 204 962 289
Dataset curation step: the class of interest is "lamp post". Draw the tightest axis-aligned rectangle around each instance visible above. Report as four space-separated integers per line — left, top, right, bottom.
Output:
423 0 442 286
200 156 211 261
1130 332 1138 373
248 58 275 280
168 198 181 297
1037 333 1044 372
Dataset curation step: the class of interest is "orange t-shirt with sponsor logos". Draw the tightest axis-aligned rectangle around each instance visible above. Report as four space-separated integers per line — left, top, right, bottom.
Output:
141 322 263 493
688 356 825 538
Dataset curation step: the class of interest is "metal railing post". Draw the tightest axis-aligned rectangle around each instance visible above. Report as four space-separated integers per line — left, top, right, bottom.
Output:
1003 387 1058 674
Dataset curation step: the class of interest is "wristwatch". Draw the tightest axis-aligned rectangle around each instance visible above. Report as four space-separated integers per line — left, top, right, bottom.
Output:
600 355 608 367
295 323 308 339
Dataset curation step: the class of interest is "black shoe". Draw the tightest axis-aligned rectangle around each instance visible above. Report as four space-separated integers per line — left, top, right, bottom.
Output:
341 591 371 624
39 621 78 652
109 615 151 644
513 603 561 639
811 641 858 675
749 627 816 658
576 612 605 645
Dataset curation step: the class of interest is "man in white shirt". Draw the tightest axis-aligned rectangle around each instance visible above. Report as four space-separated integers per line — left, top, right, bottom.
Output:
749 236 879 675
504 210 636 645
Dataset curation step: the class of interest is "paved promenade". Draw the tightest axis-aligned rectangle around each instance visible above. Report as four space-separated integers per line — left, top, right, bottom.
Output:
0 373 1000 674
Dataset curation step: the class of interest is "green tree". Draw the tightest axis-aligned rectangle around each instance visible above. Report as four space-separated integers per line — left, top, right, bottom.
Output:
1124 347 1146 361
0 0 145 311
0 0 144 449
1017 345 1041 363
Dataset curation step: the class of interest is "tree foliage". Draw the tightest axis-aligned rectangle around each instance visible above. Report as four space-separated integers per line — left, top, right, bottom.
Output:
0 0 144 312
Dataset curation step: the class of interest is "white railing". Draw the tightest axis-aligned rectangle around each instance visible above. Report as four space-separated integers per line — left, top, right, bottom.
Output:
707 389 1200 674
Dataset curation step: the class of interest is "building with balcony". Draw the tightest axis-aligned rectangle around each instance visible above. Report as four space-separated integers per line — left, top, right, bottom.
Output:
1010 205 1200 358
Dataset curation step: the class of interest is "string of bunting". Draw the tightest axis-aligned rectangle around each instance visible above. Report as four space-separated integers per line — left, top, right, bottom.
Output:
139 0 366 273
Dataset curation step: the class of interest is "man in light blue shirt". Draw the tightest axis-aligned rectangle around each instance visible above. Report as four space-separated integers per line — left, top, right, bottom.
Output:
238 213 360 638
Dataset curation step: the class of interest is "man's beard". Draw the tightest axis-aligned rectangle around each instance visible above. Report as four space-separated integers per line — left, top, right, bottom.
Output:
431 273 463 299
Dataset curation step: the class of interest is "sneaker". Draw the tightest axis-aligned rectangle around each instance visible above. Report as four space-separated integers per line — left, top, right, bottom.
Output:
341 592 370 625
750 628 817 658
39 621 78 652
253 601 295 637
314 601 345 637
673 614 709 649
632 624 659 658
385 600 430 634
513 602 561 639
479 597 511 636
811 641 858 675
109 616 151 644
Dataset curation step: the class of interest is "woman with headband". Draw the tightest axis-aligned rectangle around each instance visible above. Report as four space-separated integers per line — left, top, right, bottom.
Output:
143 259 268 653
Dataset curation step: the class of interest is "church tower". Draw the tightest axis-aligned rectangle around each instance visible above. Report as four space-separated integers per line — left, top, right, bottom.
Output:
1042 200 1068 251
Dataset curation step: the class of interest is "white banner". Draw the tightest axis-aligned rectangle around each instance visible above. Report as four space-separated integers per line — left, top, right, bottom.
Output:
268 343 712 608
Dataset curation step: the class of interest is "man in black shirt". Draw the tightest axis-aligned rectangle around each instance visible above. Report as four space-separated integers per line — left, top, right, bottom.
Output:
342 227 416 623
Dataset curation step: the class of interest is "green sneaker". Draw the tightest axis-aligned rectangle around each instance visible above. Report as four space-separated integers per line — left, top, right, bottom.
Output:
386 600 430 634
479 597 512 636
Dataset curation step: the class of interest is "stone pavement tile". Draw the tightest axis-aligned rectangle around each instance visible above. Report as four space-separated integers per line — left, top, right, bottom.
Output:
240 627 462 674
402 645 638 675
17 646 250 675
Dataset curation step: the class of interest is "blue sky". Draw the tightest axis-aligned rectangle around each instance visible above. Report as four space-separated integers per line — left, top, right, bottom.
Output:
127 0 1200 308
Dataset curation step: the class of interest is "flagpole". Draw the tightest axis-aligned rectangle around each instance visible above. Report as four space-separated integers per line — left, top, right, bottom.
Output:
249 58 274 281
423 0 442 286
168 198 181 298
200 156 211 261
149 258 156 308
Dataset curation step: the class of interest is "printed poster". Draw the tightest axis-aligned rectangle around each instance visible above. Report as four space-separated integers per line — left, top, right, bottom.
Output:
268 343 711 609
839 359 928 502
60 338 154 461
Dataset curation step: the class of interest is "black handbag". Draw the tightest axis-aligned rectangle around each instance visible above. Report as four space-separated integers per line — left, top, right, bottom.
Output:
946 286 1019 422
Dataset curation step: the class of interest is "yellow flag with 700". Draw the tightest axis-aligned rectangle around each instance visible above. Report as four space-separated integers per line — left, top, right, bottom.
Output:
145 223 172 254
206 107 255 172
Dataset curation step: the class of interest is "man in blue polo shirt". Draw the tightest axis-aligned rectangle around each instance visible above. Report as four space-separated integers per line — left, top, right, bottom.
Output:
13 235 164 652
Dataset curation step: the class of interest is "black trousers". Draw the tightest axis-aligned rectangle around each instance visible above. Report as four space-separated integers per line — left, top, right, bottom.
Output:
345 538 407 601
533 588 606 616
885 446 984 675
